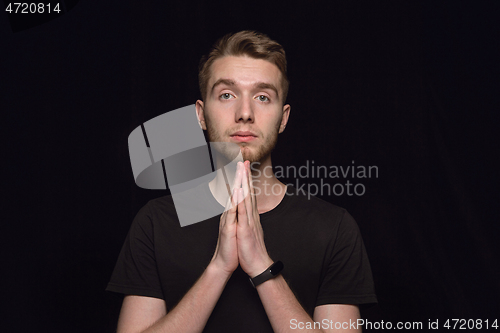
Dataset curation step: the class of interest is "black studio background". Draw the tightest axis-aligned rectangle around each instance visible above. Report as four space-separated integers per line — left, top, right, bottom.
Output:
1 1 499 332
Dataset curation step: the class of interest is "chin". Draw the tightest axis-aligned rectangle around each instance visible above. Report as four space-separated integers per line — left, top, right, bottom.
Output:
241 149 255 163
240 148 253 162
241 149 268 164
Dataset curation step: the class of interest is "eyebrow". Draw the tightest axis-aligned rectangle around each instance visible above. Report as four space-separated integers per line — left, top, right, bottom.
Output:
210 78 280 99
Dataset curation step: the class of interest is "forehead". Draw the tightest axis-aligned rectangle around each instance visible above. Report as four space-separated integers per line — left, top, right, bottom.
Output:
209 56 282 88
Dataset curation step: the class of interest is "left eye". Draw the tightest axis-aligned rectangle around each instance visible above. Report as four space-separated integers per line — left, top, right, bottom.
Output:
257 95 269 102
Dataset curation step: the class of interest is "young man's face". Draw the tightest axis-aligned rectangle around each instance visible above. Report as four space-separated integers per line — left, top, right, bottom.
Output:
196 56 290 164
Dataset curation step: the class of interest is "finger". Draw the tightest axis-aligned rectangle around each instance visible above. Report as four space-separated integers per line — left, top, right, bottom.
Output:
231 162 241 193
223 162 241 213
241 161 249 201
237 188 247 226
248 163 258 212
221 186 238 226
247 161 257 212
234 162 244 205
241 162 253 225
226 188 238 226
223 184 234 211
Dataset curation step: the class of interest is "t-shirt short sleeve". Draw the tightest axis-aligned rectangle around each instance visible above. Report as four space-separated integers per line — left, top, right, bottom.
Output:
106 203 164 299
315 210 377 307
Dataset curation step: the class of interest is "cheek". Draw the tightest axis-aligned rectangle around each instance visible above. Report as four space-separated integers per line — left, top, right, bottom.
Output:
276 114 283 129
269 113 284 131
206 113 231 136
206 106 231 122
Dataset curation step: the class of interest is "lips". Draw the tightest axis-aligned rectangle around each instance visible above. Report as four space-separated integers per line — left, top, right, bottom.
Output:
231 131 257 137
230 131 257 142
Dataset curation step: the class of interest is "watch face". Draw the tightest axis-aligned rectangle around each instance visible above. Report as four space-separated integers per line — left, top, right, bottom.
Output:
269 261 284 275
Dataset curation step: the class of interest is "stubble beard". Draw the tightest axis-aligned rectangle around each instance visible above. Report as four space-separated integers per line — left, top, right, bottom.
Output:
204 115 281 164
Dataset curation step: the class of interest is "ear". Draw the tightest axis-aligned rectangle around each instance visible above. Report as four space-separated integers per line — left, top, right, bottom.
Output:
195 100 207 130
278 104 291 134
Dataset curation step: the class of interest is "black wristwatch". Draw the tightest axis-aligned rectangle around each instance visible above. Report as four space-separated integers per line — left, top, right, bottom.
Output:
249 261 284 288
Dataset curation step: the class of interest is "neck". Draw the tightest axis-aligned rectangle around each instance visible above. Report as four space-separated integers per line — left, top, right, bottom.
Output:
209 154 287 214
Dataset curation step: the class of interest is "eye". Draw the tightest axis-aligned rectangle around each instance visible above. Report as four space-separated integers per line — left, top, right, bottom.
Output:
257 95 270 102
220 93 234 100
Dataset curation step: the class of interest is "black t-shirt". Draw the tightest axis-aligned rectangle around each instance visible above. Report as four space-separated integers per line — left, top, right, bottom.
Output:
106 184 377 332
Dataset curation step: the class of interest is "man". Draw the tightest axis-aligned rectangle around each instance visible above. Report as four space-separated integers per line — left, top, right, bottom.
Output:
107 30 377 332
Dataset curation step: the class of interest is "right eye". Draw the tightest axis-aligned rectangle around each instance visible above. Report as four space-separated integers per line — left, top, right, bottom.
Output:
220 93 234 100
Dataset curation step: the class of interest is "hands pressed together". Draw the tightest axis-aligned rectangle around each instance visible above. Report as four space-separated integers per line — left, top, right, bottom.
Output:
211 160 274 278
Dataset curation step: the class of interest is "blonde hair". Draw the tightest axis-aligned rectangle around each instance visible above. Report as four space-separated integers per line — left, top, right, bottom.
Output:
198 30 289 104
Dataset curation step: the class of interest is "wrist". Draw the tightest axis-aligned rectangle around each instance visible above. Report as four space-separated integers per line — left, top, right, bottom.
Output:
207 260 234 281
249 260 284 288
248 258 275 278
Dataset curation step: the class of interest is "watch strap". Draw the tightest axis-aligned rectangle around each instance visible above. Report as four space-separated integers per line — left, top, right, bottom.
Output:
249 261 284 288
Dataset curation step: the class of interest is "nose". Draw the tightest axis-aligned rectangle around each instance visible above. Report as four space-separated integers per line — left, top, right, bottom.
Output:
235 96 254 123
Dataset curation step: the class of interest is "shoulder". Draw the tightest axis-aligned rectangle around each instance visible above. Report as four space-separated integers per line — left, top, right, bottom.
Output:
129 194 178 233
146 193 176 214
